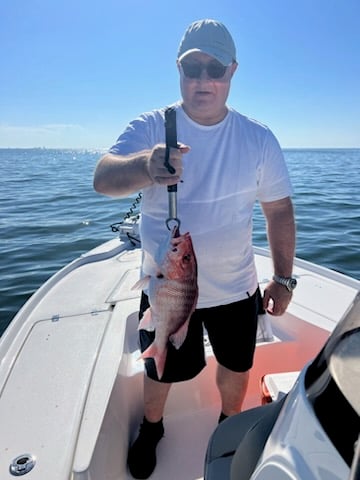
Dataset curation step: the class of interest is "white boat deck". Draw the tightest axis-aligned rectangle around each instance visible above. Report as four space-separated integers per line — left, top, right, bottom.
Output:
0 239 358 479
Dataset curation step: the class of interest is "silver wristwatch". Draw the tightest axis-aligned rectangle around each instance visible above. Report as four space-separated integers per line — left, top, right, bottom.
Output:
272 274 297 292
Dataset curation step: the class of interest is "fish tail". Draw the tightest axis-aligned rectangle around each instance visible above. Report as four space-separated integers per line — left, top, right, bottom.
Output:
141 342 167 380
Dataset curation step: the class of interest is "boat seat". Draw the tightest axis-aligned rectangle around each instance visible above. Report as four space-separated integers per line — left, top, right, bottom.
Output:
204 395 287 480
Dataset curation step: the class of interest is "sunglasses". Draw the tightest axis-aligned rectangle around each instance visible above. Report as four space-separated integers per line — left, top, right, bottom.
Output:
180 60 229 79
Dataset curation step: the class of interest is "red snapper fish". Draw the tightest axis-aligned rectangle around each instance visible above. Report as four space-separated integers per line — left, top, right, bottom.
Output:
133 226 198 380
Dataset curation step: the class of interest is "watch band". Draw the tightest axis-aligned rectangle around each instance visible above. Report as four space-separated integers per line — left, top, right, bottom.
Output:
272 274 297 291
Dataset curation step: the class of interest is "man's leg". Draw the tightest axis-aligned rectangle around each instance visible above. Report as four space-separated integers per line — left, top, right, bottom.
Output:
203 292 259 422
128 375 171 479
217 364 250 416
129 292 206 477
143 374 172 422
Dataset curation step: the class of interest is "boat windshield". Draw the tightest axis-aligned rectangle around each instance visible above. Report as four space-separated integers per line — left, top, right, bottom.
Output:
323 291 360 365
305 291 360 468
306 291 360 380
328 297 360 416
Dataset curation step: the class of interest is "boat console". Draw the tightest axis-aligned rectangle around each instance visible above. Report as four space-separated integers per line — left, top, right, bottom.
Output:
204 293 360 480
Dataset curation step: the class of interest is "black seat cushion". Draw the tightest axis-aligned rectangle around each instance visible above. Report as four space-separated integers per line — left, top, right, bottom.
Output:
205 396 287 480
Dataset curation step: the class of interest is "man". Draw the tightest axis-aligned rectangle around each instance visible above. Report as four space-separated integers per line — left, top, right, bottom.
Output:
94 19 296 479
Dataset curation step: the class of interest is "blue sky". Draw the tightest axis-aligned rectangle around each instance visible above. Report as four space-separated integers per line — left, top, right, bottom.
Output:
1 0 359 148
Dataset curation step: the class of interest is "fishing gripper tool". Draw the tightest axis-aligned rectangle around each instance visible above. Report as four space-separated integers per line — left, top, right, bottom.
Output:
164 106 180 231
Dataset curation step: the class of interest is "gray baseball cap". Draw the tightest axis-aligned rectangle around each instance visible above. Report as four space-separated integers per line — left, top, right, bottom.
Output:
177 19 236 66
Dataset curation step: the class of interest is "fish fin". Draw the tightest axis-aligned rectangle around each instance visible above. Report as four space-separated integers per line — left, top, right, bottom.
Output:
143 251 160 277
169 318 190 350
141 342 167 380
138 308 155 331
131 275 151 290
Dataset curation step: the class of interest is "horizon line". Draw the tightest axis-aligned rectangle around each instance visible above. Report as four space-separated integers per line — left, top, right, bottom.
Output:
0 146 359 151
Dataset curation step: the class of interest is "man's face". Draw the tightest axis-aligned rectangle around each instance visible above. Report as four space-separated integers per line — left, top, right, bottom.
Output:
178 51 237 125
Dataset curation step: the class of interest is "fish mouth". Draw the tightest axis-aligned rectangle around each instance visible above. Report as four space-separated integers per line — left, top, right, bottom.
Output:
171 225 180 238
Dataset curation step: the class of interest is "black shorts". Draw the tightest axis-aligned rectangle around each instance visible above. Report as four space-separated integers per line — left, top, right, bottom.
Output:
139 288 261 383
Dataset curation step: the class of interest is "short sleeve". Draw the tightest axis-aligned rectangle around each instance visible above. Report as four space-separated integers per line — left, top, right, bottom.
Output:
109 109 166 155
256 130 293 202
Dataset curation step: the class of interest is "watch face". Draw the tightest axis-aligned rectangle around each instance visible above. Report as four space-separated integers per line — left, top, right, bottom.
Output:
289 278 297 290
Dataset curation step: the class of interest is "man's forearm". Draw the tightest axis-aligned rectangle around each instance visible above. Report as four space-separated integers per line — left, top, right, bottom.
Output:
93 151 152 197
262 197 296 276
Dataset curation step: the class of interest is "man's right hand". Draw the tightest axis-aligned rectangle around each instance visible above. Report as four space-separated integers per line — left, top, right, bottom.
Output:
147 143 190 186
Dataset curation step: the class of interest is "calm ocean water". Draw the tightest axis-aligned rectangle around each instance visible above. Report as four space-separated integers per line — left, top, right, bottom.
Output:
1 148 359 335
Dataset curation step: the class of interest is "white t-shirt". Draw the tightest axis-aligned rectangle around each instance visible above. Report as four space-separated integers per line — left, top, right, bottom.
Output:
110 103 293 308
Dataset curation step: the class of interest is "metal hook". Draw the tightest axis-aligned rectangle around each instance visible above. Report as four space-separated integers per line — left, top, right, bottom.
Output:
166 217 181 231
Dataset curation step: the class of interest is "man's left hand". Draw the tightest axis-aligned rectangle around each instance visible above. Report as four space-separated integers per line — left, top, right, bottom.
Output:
263 280 293 316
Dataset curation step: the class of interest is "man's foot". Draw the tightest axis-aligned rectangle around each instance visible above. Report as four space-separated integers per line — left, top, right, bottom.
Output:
127 417 164 479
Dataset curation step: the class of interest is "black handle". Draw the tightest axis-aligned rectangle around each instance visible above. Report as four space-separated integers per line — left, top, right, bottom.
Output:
164 107 178 192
